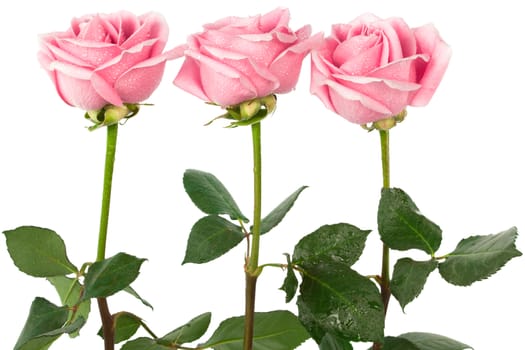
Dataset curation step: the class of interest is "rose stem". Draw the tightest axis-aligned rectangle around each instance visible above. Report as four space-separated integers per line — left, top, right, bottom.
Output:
96 123 118 350
243 122 263 350
373 129 391 350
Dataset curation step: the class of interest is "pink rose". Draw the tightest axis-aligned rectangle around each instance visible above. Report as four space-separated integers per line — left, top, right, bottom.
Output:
173 8 322 107
38 11 184 111
311 14 451 124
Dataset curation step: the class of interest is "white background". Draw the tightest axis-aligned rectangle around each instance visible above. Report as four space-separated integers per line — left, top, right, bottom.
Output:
0 1 523 349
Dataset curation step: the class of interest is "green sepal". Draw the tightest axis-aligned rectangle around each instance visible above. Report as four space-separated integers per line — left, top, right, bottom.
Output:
259 186 308 235
183 215 245 264
83 252 145 299
297 261 384 343
390 258 438 311
4 226 77 277
200 310 309 350
158 312 211 346
279 254 299 303
183 169 248 222
438 227 521 286
378 188 442 255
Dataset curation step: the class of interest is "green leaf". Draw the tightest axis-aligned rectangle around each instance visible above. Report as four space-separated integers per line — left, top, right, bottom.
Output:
47 276 90 337
371 337 420 350
293 223 370 267
259 186 307 235
124 286 153 309
438 227 521 286
320 333 353 350
4 226 77 277
183 169 248 222
14 297 84 350
201 310 309 350
98 312 142 344
159 312 211 345
378 188 442 255
297 261 384 343
399 332 472 350
121 337 171 350
390 258 438 310
279 254 298 303
83 252 145 299
183 215 244 264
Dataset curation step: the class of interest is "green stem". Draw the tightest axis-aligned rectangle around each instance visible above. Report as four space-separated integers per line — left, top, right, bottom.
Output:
374 129 391 350
96 123 119 350
96 124 118 262
243 122 263 350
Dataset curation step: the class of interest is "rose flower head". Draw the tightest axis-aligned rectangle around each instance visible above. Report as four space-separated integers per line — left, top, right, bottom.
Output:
38 11 184 128
310 14 451 127
173 7 322 126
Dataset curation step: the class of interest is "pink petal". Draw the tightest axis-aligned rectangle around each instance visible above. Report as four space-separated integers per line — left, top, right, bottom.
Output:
336 39 382 75
199 30 287 66
325 79 393 124
122 12 168 55
115 44 187 102
54 72 106 110
409 24 452 106
42 40 93 68
369 55 421 82
310 54 337 113
259 7 290 32
115 60 167 103
270 31 323 93
386 17 416 57
56 38 121 66
331 75 414 118
94 39 156 84
75 15 108 42
173 57 210 102
91 72 123 106
201 45 280 96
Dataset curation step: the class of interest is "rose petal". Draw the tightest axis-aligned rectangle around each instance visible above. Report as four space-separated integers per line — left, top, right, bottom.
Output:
122 12 168 55
115 60 167 103
325 79 393 124
94 38 157 84
259 7 290 32
369 55 421 83
91 73 123 106
201 45 280 96
116 43 196 103
409 24 452 106
75 15 108 42
175 50 258 106
271 31 323 93
56 38 121 66
173 56 210 102
199 30 288 66
55 72 106 110
387 17 416 57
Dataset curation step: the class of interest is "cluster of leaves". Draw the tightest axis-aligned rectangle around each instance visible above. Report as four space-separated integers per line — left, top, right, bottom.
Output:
4 171 521 350
3 227 148 349
181 170 521 350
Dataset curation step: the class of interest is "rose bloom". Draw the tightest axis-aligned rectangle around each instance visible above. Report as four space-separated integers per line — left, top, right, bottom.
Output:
38 11 184 111
173 7 322 107
311 14 451 124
